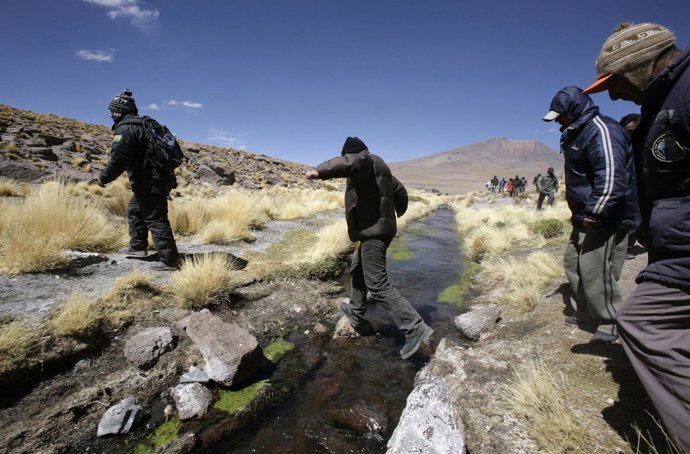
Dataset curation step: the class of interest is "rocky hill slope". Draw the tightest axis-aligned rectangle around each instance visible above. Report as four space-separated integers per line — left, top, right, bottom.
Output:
390 137 562 194
0 104 318 191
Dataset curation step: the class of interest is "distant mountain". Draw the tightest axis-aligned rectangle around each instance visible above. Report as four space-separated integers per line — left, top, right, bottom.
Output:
389 137 562 194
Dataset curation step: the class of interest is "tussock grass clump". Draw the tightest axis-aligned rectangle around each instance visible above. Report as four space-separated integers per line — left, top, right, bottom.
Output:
0 181 124 274
464 225 513 262
0 180 27 197
172 253 243 309
482 251 563 312
0 319 41 373
100 271 160 328
530 218 566 239
501 359 596 453
258 187 342 220
48 289 101 338
170 196 212 235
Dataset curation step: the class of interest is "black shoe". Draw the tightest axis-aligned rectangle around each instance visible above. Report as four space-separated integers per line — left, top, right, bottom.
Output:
339 302 374 335
122 247 148 259
400 325 434 359
590 331 618 344
149 261 178 271
564 316 578 326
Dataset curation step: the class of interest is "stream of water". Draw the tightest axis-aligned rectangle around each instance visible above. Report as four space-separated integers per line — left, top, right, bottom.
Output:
205 208 466 453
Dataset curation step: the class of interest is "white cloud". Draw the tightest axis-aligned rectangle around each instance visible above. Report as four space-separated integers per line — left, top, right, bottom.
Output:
182 101 203 109
83 0 159 31
76 49 115 62
166 100 178 106
145 103 160 110
207 130 244 149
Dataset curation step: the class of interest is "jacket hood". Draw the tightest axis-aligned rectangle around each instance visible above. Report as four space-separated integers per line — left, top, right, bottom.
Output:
341 137 368 156
548 86 599 132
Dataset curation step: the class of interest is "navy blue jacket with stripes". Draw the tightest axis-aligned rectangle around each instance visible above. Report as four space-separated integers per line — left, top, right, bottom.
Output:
550 86 637 229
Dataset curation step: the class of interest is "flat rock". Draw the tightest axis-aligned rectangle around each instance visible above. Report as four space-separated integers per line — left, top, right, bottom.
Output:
454 305 502 340
185 311 264 386
180 365 210 384
96 396 143 437
326 400 388 434
386 377 465 454
124 327 174 368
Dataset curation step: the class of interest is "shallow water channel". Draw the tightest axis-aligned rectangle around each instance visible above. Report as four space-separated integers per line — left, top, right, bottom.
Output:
205 208 467 453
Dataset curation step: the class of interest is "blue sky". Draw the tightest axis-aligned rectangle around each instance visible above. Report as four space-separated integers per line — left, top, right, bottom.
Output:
2 1 689 166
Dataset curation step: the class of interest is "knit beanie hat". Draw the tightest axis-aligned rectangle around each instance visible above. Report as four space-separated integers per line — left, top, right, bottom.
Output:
108 89 138 117
584 22 675 94
341 136 368 156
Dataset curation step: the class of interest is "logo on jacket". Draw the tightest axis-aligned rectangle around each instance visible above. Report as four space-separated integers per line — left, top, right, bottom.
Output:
651 132 686 163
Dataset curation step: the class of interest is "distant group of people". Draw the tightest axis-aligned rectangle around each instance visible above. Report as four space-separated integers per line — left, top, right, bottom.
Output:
484 175 529 197
543 22 690 451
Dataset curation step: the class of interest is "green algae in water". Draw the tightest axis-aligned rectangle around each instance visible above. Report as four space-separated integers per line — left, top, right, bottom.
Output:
133 418 182 454
215 379 271 416
389 237 415 261
437 261 480 308
263 338 295 363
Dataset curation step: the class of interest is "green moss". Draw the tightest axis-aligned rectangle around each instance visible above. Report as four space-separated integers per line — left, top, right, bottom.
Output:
263 338 295 363
389 238 415 261
214 379 271 416
132 418 182 454
437 261 480 308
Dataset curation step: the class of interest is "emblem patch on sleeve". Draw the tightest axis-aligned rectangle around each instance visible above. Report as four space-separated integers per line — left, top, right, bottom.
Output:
113 135 122 143
651 132 686 163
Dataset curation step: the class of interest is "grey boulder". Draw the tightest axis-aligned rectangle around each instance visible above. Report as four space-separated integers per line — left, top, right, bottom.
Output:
454 305 502 340
171 383 214 420
96 396 143 437
124 327 175 368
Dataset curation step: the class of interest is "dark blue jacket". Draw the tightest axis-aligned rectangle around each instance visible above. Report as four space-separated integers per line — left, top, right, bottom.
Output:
549 87 637 230
633 47 690 288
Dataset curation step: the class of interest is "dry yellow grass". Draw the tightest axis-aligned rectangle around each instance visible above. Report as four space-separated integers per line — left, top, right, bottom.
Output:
169 196 212 235
0 181 124 274
483 251 563 313
257 187 342 220
501 359 597 453
0 319 41 373
100 271 161 329
48 289 101 338
0 180 25 197
171 253 244 309
290 221 351 265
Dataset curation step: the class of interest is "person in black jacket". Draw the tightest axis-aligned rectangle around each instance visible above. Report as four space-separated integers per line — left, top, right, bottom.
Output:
98 89 180 271
582 22 690 451
543 86 637 343
305 137 433 359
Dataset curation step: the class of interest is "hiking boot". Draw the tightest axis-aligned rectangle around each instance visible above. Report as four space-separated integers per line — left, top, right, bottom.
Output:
122 247 148 258
564 316 578 326
590 331 618 344
400 325 434 360
340 302 374 336
149 261 178 271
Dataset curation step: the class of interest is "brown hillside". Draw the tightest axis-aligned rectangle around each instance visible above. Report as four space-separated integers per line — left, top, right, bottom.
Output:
389 137 563 194
0 104 319 191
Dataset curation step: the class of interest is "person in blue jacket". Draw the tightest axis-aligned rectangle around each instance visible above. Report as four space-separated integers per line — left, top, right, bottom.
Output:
543 86 637 343
582 21 690 451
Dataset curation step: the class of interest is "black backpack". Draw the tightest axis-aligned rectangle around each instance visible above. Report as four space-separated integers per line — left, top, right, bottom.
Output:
120 116 185 171
120 116 185 191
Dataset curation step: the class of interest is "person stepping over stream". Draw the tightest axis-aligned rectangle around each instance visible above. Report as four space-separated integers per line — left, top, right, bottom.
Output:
306 136 433 359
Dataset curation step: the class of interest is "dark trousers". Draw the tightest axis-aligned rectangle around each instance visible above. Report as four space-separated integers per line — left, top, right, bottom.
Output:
128 192 179 266
617 281 690 452
564 225 627 335
536 191 555 210
348 238 426 337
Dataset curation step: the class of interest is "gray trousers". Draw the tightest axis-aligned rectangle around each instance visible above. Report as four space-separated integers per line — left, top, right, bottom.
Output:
618 281 690 452
348 238 425 337
564 224 627 335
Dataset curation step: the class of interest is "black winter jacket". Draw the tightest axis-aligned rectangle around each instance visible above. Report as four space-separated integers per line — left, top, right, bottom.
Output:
316 149 408 241
99 114 174 195
550 87 637 230
633 47 690 288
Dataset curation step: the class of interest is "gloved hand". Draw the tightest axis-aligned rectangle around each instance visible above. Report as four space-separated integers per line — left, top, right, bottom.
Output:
89 178 106 188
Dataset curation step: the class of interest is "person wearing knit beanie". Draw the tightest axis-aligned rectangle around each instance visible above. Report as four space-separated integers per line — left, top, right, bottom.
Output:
586 21 690 453
108 88 138 123
582 22 677 102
